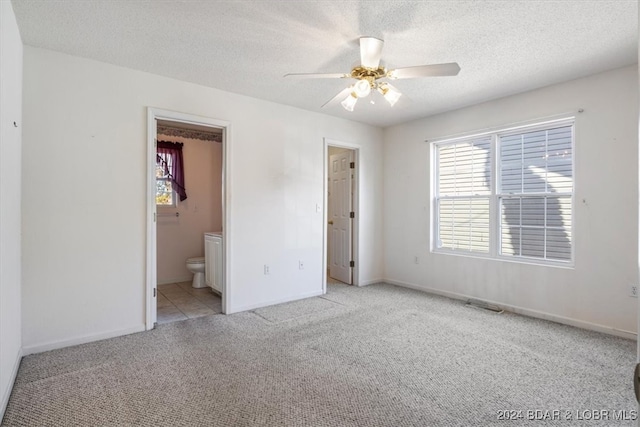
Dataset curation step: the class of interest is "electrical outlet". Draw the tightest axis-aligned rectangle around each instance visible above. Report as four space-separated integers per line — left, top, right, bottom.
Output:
299 260 304 270
631 285 638 298
264 265 270 275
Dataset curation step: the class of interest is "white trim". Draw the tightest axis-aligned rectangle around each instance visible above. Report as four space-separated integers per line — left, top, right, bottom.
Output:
22 325 146 356
146 109 157 329
359 278 384 286
221 123 232 313
156 276 192 286
229 290 324 314
0 348 22 420
429 141 437 254
431 118 575 268
430 248 574 269
323 139 361 294
426 113 578 144
146 108 232 329
490 133 499 259
385 279 636 340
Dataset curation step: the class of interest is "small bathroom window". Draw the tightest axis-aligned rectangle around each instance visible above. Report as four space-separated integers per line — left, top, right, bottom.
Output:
156 140 187 206
156 151 175 206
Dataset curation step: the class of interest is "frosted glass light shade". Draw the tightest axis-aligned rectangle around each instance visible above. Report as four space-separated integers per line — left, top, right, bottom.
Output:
383 85 402 106
353 79 371 98
341 93 358 111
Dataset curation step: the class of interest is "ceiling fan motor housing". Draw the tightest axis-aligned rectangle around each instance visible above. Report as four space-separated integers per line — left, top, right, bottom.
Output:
351 66 387 82
350 66 388 97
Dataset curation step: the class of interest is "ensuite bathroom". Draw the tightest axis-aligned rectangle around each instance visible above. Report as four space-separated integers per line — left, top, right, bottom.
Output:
155 120 223 324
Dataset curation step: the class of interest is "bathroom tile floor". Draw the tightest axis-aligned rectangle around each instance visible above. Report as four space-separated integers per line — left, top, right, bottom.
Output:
158 278 347 324
157 282 222 324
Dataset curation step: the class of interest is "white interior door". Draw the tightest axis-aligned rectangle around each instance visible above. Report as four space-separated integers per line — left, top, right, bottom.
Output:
329 150 353 284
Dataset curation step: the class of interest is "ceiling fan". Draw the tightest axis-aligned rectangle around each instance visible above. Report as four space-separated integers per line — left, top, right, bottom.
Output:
284 36 460 111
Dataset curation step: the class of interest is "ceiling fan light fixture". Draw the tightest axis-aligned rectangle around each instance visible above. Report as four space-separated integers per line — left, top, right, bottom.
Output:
353 79 372 98
379 83 402 107
286 36 460 111
341 93 358 111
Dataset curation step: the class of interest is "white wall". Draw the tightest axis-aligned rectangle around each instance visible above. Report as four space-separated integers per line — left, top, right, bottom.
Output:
0 0 23 417
383 65 639 336
21 47 383 352
156 135 222 284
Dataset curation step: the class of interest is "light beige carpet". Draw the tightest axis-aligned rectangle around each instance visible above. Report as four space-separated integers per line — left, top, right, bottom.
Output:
2 283 636 426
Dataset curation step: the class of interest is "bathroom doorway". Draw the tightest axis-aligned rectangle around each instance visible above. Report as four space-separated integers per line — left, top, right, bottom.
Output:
323 139 359 293
146 108 230 330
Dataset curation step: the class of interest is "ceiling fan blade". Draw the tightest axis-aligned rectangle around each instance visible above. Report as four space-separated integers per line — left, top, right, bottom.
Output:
321 87 353 108
388 62 461 79
283 72 349 79
360 37 384 69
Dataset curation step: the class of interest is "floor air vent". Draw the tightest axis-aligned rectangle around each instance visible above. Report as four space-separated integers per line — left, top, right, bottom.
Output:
465 299 504 314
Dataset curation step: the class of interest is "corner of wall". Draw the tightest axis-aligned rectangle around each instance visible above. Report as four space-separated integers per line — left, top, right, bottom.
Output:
0 0 23 420
0 349 23 419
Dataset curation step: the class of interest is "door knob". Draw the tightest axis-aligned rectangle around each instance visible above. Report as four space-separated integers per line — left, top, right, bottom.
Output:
328 220 334 225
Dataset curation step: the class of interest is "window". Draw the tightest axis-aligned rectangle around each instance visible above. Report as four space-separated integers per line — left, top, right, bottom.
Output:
156 152 174 206
156 140 187 206
434 118 574 265
436 136 492 254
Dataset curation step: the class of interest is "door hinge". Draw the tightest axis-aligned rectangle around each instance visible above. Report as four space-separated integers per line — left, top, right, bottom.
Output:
350 260 355 267
153 288 157 298
350 212 355 218
350 162 355 169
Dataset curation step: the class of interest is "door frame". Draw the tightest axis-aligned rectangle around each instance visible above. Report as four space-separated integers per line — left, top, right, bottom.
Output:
323 138 360 293
146 107 232 329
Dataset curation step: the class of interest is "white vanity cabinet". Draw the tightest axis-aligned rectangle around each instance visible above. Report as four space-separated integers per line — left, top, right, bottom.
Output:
204 232 223 293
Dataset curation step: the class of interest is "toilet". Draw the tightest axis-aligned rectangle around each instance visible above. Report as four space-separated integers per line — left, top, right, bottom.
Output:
186 257 206 288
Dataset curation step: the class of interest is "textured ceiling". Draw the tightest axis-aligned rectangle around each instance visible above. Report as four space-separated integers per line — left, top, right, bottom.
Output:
11 0 639 127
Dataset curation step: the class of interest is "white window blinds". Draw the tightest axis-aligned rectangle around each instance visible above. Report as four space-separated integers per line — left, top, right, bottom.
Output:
436 137 492 253
438 137 492 196
500 126 573 194
499 125 573 261
433 119 574 265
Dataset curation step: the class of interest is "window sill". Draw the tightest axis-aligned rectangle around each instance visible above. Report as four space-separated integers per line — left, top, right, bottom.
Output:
431 249 575 269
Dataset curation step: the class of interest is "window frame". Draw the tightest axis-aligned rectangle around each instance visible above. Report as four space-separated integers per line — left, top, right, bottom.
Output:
433 135 494 256
156 151 177 208
431 117 575 268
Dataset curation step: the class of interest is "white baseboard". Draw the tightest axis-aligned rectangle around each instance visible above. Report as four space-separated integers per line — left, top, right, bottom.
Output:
0 347 22 421
22 324 146 356
385 279 637 340
358 278 384 287
228 289 324 314
157 276 192 286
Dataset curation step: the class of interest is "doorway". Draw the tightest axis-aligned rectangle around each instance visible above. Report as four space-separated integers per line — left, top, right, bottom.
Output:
323 139 359 293
146 108 231 330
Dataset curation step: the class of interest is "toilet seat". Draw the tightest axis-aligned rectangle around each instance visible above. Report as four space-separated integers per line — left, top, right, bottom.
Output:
186 256 205 265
